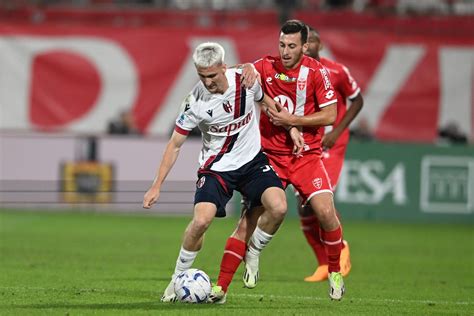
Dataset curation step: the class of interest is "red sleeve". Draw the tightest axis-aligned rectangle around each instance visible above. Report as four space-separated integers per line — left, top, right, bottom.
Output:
314 66 337 108
339 65 360 100
253 58 264 76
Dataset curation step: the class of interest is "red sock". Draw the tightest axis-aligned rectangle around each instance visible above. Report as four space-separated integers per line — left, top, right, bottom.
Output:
321 226 343 273
300 215 328 265
217 237 246 292
335 210 346 250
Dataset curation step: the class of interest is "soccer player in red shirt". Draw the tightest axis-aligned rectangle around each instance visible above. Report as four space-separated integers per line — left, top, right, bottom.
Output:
298 25 364 282
241 20 346 300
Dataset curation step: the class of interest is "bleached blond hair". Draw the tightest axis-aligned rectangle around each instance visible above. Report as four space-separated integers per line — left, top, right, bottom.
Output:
193 42 225 68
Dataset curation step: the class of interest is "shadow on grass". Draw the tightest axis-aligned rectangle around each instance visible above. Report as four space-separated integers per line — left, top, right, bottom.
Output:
99 277 170 282
3 301 303 311
5 301 221 311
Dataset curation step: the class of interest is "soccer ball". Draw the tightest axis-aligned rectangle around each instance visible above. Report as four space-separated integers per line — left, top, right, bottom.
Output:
173 268 212 303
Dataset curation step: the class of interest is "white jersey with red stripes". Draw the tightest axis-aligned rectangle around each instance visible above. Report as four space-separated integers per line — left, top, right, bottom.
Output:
174 68 264 172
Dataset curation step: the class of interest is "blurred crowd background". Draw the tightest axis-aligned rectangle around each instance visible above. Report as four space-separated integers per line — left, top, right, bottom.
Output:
1 0 473 15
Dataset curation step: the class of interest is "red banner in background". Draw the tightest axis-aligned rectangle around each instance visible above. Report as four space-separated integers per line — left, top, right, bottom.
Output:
0 19 472 142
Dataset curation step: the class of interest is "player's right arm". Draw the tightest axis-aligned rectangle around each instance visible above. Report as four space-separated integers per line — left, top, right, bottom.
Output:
268 64 338 128
268 102 336 127
258 93 304 155
144 91 199 209
143 131 187 209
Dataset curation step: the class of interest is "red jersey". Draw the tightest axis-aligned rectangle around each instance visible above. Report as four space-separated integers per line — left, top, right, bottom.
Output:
254 55 337 155
320 57 360 148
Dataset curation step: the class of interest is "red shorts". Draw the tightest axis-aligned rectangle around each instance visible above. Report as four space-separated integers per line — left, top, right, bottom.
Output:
322 143 347 189
266 151 333 204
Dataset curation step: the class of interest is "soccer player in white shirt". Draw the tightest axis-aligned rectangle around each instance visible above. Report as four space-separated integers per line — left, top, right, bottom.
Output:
143 42 303 304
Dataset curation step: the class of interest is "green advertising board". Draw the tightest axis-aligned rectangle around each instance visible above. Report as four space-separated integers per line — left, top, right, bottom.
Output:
235 142 474 223
332 142 473 222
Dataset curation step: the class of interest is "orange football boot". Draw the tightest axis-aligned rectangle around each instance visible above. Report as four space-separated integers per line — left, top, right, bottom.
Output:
304 264 328 282
340 240 352 277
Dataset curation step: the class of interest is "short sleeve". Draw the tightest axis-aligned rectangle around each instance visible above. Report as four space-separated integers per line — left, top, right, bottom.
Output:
253 58 264 76
340 65 360 100
250 80 264 102
175 93 199 135
314 66 337 108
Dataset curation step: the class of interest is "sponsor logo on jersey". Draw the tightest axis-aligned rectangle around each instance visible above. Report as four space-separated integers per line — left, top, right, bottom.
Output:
273 95 295 114
312 177 322 189
266 77 273 84
325 90 335 99
184 103 190 112
206 109 213 117
297 78 306 90
319 68 331 90
222 101 233 113
177 113 185 125
275 72 296 82
208 110 253 136
197 176 206 188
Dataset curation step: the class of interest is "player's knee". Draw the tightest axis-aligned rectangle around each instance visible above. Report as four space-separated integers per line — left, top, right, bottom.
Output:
315 206 336 225
190 217 212 234
268 197 287 221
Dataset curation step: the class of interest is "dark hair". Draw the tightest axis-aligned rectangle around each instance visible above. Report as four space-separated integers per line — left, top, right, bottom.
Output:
280 20 308 44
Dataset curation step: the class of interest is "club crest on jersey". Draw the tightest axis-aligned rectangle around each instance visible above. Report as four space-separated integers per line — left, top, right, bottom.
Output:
312 178 322 189
197 176 206 188
206 109 213 117
222 101 233 113
275 72 296 82
297 78 306 90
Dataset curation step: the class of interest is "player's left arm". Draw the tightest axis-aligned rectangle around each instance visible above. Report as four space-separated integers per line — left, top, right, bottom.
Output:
323 93 364 148
229 63 260 88
323 65 364 148
256 90 305 155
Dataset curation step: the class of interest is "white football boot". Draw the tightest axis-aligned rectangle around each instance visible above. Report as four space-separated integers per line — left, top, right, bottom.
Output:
328 272 345 300
160 275 177 302
242 257 259 289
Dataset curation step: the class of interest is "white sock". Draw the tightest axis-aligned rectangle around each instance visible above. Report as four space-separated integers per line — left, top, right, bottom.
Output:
245 226 273 269
173 246 198 277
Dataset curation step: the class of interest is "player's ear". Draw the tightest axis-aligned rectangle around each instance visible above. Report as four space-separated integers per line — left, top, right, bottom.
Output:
222 63 227 72
302 42 309 54
318 42 324 52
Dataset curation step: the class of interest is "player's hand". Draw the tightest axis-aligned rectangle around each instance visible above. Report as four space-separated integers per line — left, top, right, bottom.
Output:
289 127 304 156
322 130 338 149
143 187 160 209
240 63 259 89
268 105 293 126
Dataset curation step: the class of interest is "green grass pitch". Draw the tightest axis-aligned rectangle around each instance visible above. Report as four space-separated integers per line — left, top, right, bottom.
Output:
1 210 473 315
